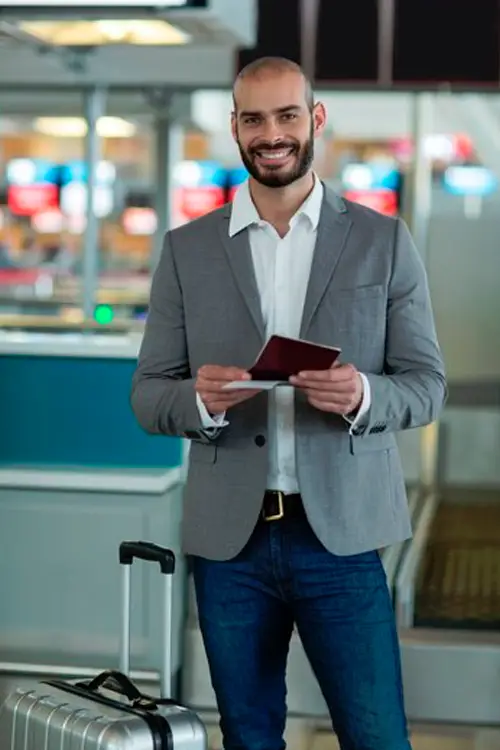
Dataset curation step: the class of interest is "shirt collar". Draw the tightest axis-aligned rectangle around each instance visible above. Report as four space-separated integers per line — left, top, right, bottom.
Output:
228 174 324 237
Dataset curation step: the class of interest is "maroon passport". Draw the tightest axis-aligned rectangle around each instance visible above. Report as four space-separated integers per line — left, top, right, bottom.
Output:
248 335 341 382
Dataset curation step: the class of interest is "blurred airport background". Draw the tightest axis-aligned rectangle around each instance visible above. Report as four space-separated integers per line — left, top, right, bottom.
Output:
0 2 500 747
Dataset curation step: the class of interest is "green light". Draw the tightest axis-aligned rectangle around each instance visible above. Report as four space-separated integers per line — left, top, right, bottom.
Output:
94 305 114 325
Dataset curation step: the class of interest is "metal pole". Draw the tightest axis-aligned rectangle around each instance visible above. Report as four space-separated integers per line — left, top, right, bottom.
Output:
408 93 434 263
152 115 170 272
82 86 106 320
152 115 182 272
409 94 438 493
377 0 395 86
299 0 320 83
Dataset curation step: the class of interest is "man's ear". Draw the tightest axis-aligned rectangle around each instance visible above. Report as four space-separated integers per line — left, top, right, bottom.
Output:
231 111 237 141
312 101 327 138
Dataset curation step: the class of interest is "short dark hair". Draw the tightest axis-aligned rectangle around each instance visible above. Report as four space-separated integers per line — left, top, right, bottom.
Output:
233 56 315 112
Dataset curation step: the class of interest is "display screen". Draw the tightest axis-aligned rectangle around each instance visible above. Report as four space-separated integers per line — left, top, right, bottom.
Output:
342 163 401 192
236 0 500 88
7 158 59 185
172 161 226 227
8 185 59 216
341 162 401 217
6 158 60 217
443 166 498 197
237 0 301 71
393 0 500 85
315 0 378 82
344 189 398 217
59 160 114 219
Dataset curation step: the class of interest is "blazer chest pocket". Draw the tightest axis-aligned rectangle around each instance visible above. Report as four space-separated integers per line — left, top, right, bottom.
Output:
327 284 385 334
335 283 384 300
349 431 395 455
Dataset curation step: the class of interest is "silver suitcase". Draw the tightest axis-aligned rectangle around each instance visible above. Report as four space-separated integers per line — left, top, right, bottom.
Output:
0 540 207 750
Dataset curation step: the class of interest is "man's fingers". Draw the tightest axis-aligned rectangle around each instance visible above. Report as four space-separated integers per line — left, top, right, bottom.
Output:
197 381 260 398
199 388 261 404
195 364 261 416
202 390 261 413
293 364 354 382
305 389 352 405
198 365 250 382
297 379 356 393
307 396 350 414
196 379 239 394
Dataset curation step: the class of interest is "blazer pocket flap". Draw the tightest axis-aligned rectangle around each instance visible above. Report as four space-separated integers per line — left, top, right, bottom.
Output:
335 283 384 301
350 431 394 455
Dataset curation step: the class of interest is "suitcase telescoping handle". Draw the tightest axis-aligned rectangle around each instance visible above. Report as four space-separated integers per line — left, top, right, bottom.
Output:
119 541 176 700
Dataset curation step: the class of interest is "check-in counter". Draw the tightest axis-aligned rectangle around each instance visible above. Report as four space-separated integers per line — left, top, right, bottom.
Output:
0 331 187 700
0 331 182 470
394 487 500 726
394 386 500 725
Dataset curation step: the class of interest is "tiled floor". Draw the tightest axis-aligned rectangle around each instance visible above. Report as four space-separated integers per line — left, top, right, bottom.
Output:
311 729 500 750
206 721 500 750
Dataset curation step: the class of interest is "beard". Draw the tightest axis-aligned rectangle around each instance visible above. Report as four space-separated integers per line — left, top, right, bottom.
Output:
236 122 314 188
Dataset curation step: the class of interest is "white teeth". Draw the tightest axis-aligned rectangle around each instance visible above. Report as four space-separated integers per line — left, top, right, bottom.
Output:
258 149 291 160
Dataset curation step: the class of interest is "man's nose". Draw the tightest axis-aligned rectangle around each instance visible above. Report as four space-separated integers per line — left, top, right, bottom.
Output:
261 118 283 142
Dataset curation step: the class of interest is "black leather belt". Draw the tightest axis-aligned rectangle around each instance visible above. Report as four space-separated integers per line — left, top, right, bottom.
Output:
261 491 304 522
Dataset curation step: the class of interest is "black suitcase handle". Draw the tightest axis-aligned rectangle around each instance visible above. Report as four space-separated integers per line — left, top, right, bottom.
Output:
118 540 175 699
119 541 175 575
76 669 180 709
75 669 161 709
81 670 143 702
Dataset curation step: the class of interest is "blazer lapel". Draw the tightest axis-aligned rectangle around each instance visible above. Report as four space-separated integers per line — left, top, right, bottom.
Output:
218 213 265 340
300 190 353 337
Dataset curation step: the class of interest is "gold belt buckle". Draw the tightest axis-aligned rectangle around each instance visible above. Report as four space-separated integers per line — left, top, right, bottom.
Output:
263 491 285 522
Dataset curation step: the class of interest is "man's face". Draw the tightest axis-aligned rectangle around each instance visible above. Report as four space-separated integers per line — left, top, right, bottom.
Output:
231 71 326 188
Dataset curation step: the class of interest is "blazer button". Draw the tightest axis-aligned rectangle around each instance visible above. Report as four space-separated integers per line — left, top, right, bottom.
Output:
254 434 266 447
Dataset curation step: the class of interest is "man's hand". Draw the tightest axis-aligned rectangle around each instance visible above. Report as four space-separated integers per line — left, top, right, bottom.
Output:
290 363 363 416
195 365 261 416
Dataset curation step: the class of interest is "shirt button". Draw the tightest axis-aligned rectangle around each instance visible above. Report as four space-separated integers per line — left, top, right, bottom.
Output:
254 435 266 447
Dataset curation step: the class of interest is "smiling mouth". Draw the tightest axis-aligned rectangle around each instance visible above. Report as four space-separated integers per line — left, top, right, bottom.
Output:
253 146 295 166
256 147 293 158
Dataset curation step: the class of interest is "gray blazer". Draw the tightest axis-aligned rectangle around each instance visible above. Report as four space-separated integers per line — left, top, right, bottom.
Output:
131 187 447 561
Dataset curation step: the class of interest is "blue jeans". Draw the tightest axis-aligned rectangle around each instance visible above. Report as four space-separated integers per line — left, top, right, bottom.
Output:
191 509 412 750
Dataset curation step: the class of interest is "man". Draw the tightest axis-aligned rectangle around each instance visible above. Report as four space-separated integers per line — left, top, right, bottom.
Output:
131 57 446 750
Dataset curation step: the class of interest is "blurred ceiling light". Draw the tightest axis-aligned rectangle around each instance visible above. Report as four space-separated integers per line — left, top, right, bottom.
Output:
0 118 20 134
34 116 137 138
19 19 189 46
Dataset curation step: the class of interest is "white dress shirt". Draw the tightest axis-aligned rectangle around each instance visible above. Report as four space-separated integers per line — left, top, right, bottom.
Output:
196 177 371 493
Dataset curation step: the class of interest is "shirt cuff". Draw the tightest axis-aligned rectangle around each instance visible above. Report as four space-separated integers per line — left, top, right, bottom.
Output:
196 392 228 430
344 373 371 434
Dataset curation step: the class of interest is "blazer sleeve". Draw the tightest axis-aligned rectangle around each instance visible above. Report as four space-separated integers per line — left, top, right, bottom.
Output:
130 231 218 443
353 217 447 439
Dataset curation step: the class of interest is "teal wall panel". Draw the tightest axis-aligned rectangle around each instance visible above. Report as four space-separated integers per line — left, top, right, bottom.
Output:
0 355 181 469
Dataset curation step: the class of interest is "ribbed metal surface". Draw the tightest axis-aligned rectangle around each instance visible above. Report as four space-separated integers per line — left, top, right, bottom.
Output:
415 502 500 629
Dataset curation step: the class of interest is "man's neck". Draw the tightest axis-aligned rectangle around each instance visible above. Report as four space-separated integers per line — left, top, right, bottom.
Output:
248 172 315 233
